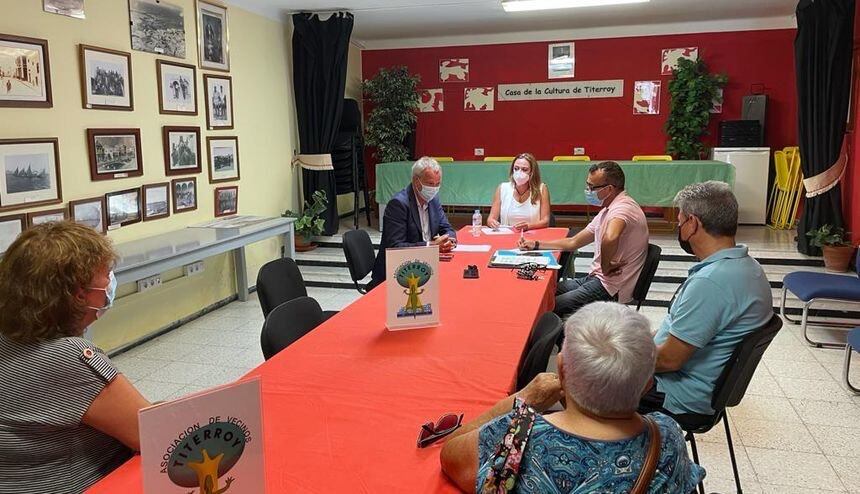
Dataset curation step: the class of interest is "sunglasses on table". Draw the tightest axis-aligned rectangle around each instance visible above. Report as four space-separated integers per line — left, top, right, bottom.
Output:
417 412 464 448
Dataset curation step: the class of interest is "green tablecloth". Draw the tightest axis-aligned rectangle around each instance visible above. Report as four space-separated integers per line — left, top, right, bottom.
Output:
375 160 735 207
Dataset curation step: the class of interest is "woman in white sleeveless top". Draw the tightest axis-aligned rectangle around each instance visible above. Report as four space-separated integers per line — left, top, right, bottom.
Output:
488 153 551 231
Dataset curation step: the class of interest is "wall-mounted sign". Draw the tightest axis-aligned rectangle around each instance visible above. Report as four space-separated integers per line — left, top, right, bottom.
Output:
497 80 624 101
548 42 575 79
633 80 661 115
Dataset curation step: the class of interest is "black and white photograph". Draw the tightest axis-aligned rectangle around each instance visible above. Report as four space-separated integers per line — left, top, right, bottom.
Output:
214 186 237 217
548 41 575 79
163 126 201 175
172 177 197 213
197 0 229 72
106 188 141 227
129 0 186 58
156 60 196 114
207 136 239 183
43 0 85 19
0 138 62 213
203 74 233 129
27 207 67 227
143 182 170 221
0 214 25 254
79 45 133 110
69 196 106 233
87 129 143 181
0 34 52 108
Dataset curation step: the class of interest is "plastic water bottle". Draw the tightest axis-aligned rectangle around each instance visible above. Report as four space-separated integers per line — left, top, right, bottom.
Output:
472 210 482 237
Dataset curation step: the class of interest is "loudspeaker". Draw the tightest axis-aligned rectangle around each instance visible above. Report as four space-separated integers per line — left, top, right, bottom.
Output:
719 120 763 147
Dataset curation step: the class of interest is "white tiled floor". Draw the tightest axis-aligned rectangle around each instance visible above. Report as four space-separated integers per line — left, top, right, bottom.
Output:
110 285 860 493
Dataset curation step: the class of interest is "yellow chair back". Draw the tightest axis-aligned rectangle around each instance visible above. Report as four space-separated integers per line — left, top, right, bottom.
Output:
632 155 673 161
553 156 591 161
431 157 454 162
483 156 516 162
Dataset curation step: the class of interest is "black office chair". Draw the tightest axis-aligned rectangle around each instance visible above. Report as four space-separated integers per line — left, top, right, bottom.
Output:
256 258 337 319
342 229 376 294
671 313 783 494
556 227 578 282
260 296 326 360
516 312 563 391
630 243 662 310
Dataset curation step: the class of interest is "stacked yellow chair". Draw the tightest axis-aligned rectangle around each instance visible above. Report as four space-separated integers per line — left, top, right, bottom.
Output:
553 156 591 161
431 157 454 162
632 155 673 161
768 147 804 229
483 156 516 162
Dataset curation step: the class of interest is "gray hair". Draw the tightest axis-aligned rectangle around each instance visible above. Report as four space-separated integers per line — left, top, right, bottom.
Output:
411 156 441 178
674 181 738 237
560 302 656 416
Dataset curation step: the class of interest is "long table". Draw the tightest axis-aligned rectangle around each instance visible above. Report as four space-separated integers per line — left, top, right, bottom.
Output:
88 227 567 493
376 160 735 207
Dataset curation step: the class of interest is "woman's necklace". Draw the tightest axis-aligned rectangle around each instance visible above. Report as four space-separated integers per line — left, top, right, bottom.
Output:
514 184 530 202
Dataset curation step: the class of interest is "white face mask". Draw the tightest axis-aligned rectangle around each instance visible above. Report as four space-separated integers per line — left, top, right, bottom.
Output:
418 183 439 202
512 170 530 186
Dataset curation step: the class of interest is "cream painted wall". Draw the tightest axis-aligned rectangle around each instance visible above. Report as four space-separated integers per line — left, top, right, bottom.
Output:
0 0 299 352
336 40 363 215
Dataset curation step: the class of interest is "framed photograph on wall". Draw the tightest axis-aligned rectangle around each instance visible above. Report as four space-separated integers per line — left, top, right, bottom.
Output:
548 42 575 79
79 44 133 110
204 74 233 129
197 0 230 72
143 182 170 221
43 0 85 19
129 0 186 58
214 186 237 217
0 213 25 254
163 126 201 175
207 136 239 183
172 177 197 213
0 34 53 108
156 60 197 115
69 196 106 233
87 128 143 181
106 187 142 227
0 138 62 213
26 206 67 227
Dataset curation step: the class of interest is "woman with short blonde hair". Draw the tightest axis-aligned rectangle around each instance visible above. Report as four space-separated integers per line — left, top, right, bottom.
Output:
487 152 552 231
0 221 150 493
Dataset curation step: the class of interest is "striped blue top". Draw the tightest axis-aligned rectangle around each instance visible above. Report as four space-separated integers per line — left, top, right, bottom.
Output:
0 335 132 493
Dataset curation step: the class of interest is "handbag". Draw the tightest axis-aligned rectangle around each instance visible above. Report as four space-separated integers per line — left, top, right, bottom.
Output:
481 402 662 494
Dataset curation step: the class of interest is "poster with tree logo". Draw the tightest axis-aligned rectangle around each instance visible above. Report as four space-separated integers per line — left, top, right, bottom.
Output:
386 245 441 330
140 378 265 493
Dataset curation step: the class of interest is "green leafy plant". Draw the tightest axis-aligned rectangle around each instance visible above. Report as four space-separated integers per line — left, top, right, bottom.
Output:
806 224 852 248
665 58 728 159
283 190 327 240
362 66 420 163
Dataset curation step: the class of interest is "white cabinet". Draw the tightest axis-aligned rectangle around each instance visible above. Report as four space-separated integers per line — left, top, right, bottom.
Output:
712 147 770 225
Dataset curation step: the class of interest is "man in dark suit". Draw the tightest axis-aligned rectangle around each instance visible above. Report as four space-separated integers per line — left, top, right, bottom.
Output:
369 157 457 288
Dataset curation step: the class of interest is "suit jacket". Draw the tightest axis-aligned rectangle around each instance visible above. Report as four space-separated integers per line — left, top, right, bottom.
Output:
370 186 457 284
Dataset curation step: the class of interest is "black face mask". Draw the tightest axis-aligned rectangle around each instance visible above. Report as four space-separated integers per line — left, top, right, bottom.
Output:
677 217 695 255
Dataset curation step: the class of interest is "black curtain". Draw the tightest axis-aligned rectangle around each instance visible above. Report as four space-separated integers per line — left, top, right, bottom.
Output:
794 0 854 255
292 12 354 235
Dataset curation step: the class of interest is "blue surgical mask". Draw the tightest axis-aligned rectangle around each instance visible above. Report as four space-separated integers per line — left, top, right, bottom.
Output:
87 270 117 319
418 183 440 203
584 189 603 206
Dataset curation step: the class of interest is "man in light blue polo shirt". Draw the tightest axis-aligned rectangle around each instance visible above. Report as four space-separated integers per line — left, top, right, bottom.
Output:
649 181 773 416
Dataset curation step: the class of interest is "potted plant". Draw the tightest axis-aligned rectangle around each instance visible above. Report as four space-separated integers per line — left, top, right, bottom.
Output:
665 57 728 159
806 225 855 272
362 66 420 163
283 190 328 252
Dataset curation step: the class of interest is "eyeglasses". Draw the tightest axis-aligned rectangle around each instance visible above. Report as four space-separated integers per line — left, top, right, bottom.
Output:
417 413 463 448
585 182 612 192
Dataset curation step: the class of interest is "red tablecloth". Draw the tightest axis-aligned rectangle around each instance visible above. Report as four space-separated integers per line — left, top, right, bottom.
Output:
88 227 565 493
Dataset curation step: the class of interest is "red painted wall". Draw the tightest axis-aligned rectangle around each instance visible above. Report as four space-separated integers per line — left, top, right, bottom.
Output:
362 29 798 186
846 3 860 244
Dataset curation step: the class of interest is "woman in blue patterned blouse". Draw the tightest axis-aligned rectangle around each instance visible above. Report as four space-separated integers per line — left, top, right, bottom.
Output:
440 301 705 493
